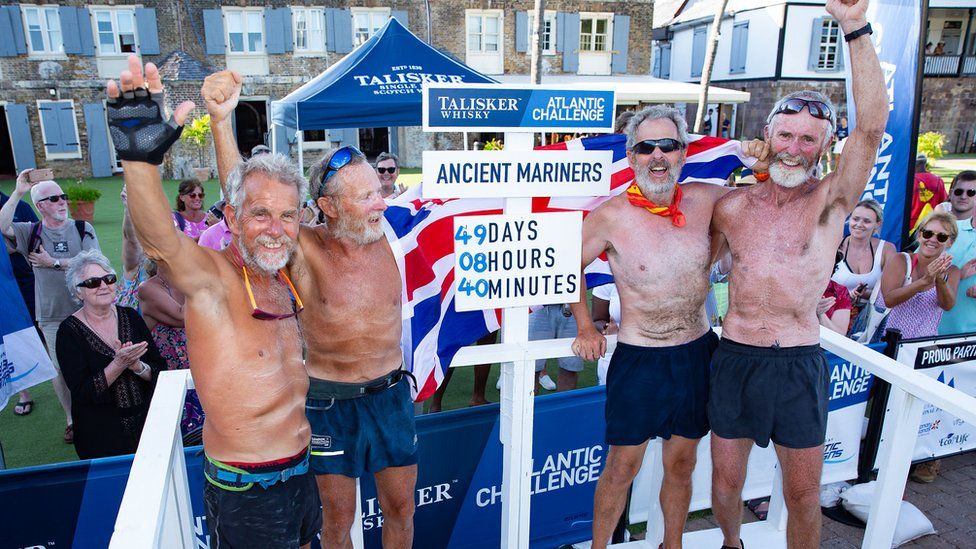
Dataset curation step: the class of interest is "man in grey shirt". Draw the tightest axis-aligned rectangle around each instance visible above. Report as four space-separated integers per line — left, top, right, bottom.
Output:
1 170 100 444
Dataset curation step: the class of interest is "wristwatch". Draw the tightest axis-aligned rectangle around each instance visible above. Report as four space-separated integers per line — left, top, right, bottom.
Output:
53 259 61 270
844 23 873 43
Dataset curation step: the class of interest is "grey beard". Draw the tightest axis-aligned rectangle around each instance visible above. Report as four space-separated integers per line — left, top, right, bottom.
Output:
769 161 813 189
331 216 385 245
238 235 293 275
634 168 678 196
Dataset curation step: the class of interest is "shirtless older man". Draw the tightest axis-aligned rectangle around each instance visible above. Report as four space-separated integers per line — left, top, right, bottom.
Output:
105 57 320 547
202 72 415 548
708 1 887 547
571 106 766 549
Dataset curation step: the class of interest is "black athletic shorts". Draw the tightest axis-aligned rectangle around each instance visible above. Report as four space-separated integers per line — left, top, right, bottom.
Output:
605 330 718 445
203 464 321 547
707 338 829 449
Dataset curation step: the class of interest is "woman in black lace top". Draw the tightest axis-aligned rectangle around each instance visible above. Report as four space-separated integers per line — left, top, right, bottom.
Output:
56 250 165 460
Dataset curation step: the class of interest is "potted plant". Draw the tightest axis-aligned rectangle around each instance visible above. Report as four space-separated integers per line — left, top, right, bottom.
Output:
180 114 212 182
64 180 103 223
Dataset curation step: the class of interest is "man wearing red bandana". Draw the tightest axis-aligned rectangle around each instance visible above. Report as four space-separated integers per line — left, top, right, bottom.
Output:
569 106 768 549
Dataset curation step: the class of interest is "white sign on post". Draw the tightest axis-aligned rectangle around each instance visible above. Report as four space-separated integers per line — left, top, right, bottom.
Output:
452 212 582 312
422 150 612 199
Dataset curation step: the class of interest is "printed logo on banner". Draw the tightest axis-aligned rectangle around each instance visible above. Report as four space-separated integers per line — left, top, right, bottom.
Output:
914 341 976 369
195 515 210 548
918 419 942 435
827 361 873 411
940 432 970 447
475 445 604 507
362 481 456 530
823 438 855 464
353 66 465 97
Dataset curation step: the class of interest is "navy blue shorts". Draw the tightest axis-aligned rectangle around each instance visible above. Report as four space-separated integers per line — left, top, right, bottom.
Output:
307 376 418 478
708 338 829 449
203 466 321 548
605 330 718 445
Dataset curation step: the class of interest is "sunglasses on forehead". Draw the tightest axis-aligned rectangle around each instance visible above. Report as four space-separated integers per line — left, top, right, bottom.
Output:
76 273 118 289
952 188 976 197
631 138 685 155
773 98 834 123
319 146 365 195
37 193 68 204
919 229 951 243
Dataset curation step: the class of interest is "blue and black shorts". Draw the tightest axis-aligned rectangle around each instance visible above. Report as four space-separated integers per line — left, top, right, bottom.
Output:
708 338 829 449
605 330 718 445
306 372 418 478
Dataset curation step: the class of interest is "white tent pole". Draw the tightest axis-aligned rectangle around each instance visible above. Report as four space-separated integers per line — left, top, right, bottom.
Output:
297 129 304 173
464 132 469 151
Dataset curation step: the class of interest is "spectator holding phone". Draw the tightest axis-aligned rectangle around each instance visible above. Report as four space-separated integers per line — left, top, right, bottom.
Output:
0 169 101 444
198 200 233 251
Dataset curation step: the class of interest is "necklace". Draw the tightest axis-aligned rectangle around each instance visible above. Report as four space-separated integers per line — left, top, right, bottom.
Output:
82 306 120 350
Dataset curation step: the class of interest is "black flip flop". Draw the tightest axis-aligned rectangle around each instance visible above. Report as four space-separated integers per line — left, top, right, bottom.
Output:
13 400 33 416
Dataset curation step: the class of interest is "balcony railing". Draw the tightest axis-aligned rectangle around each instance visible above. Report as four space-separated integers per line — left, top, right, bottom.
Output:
924 55 960 75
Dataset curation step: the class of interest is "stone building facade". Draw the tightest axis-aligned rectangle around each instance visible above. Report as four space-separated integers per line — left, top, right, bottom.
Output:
0 0 655 179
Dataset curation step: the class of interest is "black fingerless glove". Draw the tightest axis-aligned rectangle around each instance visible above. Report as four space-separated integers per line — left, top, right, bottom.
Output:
106 88 183 166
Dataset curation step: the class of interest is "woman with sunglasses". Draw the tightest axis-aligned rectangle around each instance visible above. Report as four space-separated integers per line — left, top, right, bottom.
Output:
173 179 209 240
878 211 961 340
936 170 976 222
55 250 165 459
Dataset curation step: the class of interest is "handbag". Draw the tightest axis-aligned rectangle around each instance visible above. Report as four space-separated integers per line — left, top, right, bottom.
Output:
853 253 912 343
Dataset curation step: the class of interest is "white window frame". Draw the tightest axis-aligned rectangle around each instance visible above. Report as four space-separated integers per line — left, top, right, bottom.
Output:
36 99 82 161
466 10 503 55
526 10 557 56
815 17 841 71
351 7 389 47
301 129 330 150
292 7 326 54
223 7 265 55
22 4 64 57
90 6 139 57
579 13 613 53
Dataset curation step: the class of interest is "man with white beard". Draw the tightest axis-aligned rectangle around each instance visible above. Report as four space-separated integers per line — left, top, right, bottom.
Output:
570 106 767 549
707 0 887 546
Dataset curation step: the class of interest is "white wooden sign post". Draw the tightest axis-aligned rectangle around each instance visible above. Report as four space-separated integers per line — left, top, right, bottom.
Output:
422 83 615 549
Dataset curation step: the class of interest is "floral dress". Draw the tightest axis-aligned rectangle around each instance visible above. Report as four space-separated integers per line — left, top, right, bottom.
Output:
150 315 205 435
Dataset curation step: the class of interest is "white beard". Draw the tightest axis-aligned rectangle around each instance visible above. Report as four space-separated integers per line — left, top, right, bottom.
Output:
634 161 680 196
769 154 814 188
239 234 295 274
332 213 385 245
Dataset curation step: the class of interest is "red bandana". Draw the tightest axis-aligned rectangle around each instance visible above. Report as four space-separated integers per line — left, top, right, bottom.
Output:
625 182 686 227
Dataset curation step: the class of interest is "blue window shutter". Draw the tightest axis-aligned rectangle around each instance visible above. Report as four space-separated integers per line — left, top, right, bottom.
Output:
5 104 36 171
808 17 824 70
0 6 27 55
837 39 845 71
273 125 293 156
281 8 293 52
265 7 284 54
204 9 225 55
556 12 565 52
39 103 65 154
392 10 408 29
0 8 16 57
344 128 359 147
333 9 353 53
653 46 662 77
691 26 707 77
135 8 159 55
57 102 79 153
612 15 630 74
730 22 748 74
325 9 337 52
83 103 112 177
77 8 94 56
662 43 671 79
516 11 528 53
562 13 580 72
389 127 399 156
60 7 81 54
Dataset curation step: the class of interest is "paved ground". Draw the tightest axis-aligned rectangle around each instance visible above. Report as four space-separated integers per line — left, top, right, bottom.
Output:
680 452 976 548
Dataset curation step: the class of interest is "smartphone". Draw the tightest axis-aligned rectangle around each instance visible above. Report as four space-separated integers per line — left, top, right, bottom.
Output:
28 168 54 183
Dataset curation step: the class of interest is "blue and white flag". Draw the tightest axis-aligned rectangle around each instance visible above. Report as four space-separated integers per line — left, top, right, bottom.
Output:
0 249 55 410
845 0 922 249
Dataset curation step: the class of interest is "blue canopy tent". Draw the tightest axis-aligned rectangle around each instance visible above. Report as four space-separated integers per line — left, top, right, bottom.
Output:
270 17 496 165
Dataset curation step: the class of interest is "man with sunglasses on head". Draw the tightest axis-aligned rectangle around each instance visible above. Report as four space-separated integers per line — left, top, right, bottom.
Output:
1 169 100 444
708 1 887 547
104 56 321 548
569 106 768 549
202 69 416 548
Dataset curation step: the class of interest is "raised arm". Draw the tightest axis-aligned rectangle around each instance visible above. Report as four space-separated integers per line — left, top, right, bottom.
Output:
0 171 33 239
201 71 244 194
825 0 888 212
106 55 220 299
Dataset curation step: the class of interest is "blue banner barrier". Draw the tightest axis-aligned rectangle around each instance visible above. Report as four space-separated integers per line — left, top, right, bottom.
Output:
0 347 880 548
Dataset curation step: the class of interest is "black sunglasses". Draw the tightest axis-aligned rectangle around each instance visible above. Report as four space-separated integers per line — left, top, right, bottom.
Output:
376 166 397 174
319 146 365 195
773 98 834 123
631 138 685 155
919 229 950 243
38 193 68 204
952 188 976 197
76 273 118 289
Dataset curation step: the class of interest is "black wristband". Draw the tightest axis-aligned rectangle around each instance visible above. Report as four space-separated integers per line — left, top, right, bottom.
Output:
844 23 873 43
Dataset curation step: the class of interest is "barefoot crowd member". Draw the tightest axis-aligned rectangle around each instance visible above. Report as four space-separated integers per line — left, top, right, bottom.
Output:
571 105 768 549
708 0 888 546
106 56 320 547
203 70 417 549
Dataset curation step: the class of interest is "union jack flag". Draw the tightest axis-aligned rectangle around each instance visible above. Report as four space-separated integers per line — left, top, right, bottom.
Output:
384 133 755 401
